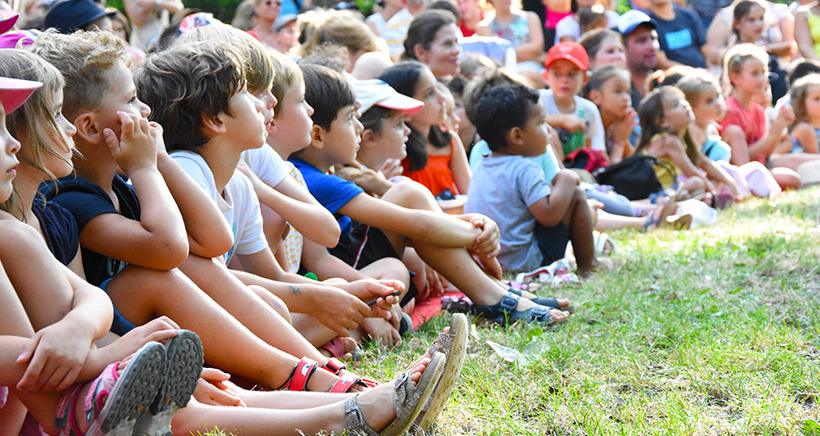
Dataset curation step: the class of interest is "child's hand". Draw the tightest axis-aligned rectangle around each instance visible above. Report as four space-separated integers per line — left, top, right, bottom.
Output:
772 104 795 134
379 158 404 179
610 108 637 143
339 279 402 319
149 121 169 160
311 284 372 337
103 111 158 174
465 214 501 258
101 316 180 363
360 318 401 348
16 323 93 392
559 115 587 133
193 368 246 407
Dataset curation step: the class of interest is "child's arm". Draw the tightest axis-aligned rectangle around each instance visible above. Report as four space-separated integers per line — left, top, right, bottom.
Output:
339 193 486 248
0 220 113 392
748 104 795 160
696 151 743 199
545 114 586 133
607 109 638 164
449 133 472 195
516 12 545 62
301 238 372 282
153 123 234 259
529 170 579 227
791 122 820 154
81 112 189 270
239 160 341 248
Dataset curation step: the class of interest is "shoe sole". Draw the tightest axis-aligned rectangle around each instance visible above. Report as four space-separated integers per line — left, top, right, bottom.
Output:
142 330 204 436
87 342 166 436
415 313 468 431
381 351 445 436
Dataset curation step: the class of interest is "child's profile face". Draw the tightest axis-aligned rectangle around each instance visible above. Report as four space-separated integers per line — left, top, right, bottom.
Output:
407 67 446 129
591 36 626 70
804 86 820 123
595 75 631 117
93 63 150 139
518 102 550 157
324 103 363 165
662 94 694 132
35 87 77 179
546 59 586 101
730 57 768 96
268 84 314 156
222 88 266 151
370 109 411 163
734 5 765 43
691 88 725 125
0 101 21 202
254 87 278 136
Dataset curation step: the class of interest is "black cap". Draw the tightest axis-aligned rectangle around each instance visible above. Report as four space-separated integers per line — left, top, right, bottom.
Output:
45 0 114 34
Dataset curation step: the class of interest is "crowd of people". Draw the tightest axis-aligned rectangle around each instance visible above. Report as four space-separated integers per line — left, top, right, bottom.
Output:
0 0 819 434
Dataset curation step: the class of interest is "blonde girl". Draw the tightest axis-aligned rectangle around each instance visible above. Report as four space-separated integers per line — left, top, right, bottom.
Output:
638 86 739 204
789 73 820 154
718 43 820 189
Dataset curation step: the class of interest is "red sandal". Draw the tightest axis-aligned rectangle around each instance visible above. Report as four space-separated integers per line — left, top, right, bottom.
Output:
279 358 370 393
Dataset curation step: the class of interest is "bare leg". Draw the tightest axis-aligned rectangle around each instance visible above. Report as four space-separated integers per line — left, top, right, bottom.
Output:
105 265 345 391
562 186 598 276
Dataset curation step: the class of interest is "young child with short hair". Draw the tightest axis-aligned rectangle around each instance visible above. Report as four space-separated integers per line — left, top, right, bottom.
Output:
540 41 606 160
789 74 820 155
292 63 573 326
465 82 611 276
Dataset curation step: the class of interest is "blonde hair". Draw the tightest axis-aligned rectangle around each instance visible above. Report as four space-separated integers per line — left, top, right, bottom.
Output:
30 29 129 121
0 49 72 218
299 10 376 59
790 73 820 127
269 50 304 117
722 43 768 91
677 72 721 107
179 23 275 94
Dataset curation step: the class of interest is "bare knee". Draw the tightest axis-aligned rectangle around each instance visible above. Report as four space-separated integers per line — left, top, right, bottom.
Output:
772 168 801 190
382 180 438 210
248 284 291 323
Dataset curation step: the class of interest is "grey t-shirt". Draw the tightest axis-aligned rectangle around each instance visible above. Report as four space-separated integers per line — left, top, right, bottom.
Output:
464 155 551 273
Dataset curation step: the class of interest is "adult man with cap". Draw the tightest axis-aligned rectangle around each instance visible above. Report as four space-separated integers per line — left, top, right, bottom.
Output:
44 0 116 33
618 9 659 110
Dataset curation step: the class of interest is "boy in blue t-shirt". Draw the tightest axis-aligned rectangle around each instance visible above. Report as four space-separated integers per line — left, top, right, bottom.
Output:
465 83 610 276
646 0 706 68
291 63 573 326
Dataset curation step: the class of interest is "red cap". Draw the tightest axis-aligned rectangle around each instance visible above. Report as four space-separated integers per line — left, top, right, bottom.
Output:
0 10 19 34
544 41 589 71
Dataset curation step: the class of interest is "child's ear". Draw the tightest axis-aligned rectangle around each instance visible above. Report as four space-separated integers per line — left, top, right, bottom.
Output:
72 112 99 144
507 126 524 148
309 124 325 149
587 88 602 105
360 129 376 149
200 112 227 139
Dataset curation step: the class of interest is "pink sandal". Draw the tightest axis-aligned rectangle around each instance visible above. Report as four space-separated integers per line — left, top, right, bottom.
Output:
55 342 165 436
278 357 369 393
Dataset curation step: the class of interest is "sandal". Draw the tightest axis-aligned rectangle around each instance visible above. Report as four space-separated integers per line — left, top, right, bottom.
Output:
415 314 468 431
345 351 445 436
133 330 204 436
321 357 378 388
56 342 166 436
470 292 567 327
507 287 575 314
279 357 369 393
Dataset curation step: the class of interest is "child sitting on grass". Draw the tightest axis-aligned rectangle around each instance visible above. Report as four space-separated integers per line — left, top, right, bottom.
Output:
291 63 572 326
465 82 612 276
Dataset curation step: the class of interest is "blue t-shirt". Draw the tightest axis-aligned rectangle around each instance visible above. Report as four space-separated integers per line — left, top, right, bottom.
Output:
289 158 364 240
32 197 79 266
40 174 139 286
649 6 706 68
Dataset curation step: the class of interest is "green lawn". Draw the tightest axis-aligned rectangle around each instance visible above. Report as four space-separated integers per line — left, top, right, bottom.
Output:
362 187 820 435
206 188 820 435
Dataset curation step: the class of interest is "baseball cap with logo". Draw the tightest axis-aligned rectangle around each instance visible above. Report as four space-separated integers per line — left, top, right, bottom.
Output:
544 41 589 71
617 9 656 36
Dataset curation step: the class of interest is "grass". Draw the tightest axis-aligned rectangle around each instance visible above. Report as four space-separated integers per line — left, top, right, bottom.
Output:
208 188 820 435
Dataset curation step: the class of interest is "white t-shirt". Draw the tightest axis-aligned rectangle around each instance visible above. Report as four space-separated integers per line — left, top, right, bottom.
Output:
539 89 606 152
241 145 290 188
366 12 387 37
172 151 268 263
554 10 620 45
382 8 414 59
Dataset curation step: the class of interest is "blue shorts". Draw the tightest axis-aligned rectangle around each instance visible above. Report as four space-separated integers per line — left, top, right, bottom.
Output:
99 278 137 336
535 221 570 266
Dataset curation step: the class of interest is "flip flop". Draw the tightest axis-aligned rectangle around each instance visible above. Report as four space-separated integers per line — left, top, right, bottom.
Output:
414 314 468 431
345 351 445 436
507 287 575 314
